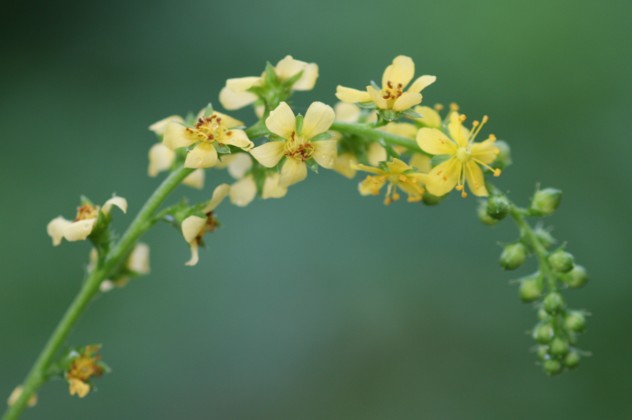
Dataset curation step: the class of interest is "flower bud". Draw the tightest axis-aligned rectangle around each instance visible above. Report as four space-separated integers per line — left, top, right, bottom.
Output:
564 311 586 333
486 195 510 220
530 188 562 216
543 359 563 376
550 337 569 356
519 275 543 302
500 243 527 270
543 292 564 314
548 250 574 273
422 191 443 206
564 351 581 369
477 201 499 225
533 323 554 344
562 265 588 288
533 226 556 249
493 140 512 169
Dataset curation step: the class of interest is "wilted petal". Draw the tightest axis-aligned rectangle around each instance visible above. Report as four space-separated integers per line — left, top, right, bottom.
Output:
185 241 200 267
47 217 72 246
63 219 98 242
102 196 128 215
181 216 207 244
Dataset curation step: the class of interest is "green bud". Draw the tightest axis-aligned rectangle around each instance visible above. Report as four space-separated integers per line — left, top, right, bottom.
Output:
422 191 443 206
564 311 586 333
477 201 499 225
562 265 588 288
519 275 543 302
493 140 512 169
543 359 563 376
543 292 564 314
533 226 556 249
564 351 581 369
486 195 510 220
537 307 550 321
550 337 569 356
548 250 574 273
533 323 554 344
536 345 550 360
530 188 562 216
500 243 527 270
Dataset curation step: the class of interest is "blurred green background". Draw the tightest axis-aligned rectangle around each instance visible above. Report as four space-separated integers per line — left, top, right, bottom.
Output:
1 0 631 418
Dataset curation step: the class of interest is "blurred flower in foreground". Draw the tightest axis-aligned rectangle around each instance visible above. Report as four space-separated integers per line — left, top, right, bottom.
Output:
99 243 150 292
353 158 427 205
7 387 37 408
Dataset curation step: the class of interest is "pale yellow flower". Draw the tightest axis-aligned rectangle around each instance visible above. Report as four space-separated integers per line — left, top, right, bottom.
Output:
66 345 104 398
250 102 337 187
147 143 205 189
99 243 150 292
181 184 230 266
7 386 37 408
219 55 319 110
354 158 427 205
47 197 127 246
413 105 443 128
68 378 90 398
336 55 436 112
417 112 501 198
162 111 253 169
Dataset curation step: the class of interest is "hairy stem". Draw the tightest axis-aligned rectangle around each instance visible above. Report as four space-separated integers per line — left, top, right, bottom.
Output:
3 166 193 420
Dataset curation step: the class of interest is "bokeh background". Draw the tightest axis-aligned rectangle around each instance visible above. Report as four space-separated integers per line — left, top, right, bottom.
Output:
1 0 631 418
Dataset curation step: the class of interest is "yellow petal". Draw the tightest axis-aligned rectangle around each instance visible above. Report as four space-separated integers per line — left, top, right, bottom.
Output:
333 153 358 179
385 158 414 174
274 55 306 80
224 153 253 179
416 128 456 155
63 219 98 241
185 241 200 266
219 87 258 111
292 63 319 91
302 102 335 138
204 183 231 212
470 139 500 165
447 112 469 148
221 129 253 150
465 161 488 197
352 163 384 175
280 159 307 186
148 143 176 177
207 111 243 129
230 176 257 207
358 175 386 196
414 106 442 128
102 196 128 215
410 153 432 173
382 55 415 88
265 102 296 139
250 141 285 168
127 243 150 274
312 140 337 168
182 169 205 189
393 91 422 111
367 143 387 166
181 216 206 244
226 76 261 92
335 86 371 103
68 379 90 398
367 85 388 109
149 115 184 136
379 122 418 139
425 158 461 196
334 102 361 123
163 122 196 150
47 217 72 246
185 143 218 169
408 75 437 93
262 173 288 199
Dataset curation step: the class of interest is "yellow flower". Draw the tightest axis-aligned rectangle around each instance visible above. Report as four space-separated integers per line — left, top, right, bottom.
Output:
7 386 37 408
147 116 205 189
219 55 319 110
181 184 230 266
416 112 501 198
66 345 104 398
162 111 253 169
353 158 427 205
47 197 127 246
250 102 337 187
413 105 443 128
336 55 436 112
98 243 150 292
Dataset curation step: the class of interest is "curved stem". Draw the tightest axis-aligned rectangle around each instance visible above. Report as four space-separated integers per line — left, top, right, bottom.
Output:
331 121 425 154
3 166 193 420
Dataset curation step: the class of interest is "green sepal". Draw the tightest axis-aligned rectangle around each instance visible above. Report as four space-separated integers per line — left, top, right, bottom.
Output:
202 103 215 117
310 132 332 142
306 159 319 174
264 62 279 85
214 142 231 155
402 109 422 119
295 114 304 135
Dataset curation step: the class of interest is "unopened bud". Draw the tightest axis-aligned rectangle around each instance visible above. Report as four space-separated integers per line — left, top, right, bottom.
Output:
478 201 499 225
548 250 574 273
486 195 510 220
530 188 562 216
550 337 569 356
543 359 563 376
543 292 564 314
564 311 586 332
533 226 556 249
562 265 588 288
422 191 443 206
533 323 554 344
564 351 581 369
493 140 512 169
500 243 527 270
519 275 543 302
536 345 550 360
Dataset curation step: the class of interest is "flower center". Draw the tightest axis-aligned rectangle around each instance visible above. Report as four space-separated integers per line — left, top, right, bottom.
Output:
456 147 471 162
285 131 314 161
382 80 404 101
187 115 233 143
75 204 98 221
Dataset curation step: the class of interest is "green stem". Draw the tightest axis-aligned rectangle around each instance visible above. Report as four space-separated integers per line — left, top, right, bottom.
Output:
331 121 425 154
3 166 193 420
